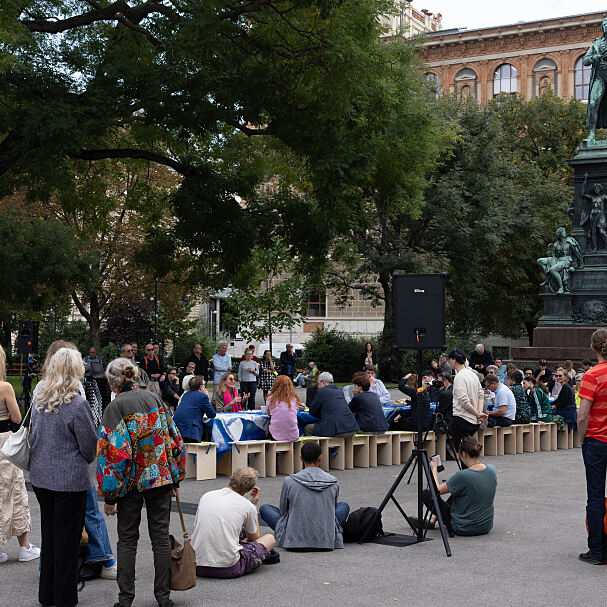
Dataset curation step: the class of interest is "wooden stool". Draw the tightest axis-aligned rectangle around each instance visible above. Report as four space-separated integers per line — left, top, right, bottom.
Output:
229 440 268 477
479 427 498 457
519 425 535 453
326 437 346 470
557 427 570 450
511 425 524 454
265 441 294 477
293 437 329 473
345 434 370 469
368 434 393 467
184 442 217 480
435 433 447 461
538 423 557 451
387 431 414 465
497 426 517 455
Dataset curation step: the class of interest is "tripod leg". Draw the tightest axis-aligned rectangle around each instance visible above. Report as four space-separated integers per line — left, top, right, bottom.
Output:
447 436 462 470
420 451 452 557
359 450 417 543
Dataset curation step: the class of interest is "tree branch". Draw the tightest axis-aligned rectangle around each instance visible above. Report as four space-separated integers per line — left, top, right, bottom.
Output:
73 148 191 175
71 291 92 324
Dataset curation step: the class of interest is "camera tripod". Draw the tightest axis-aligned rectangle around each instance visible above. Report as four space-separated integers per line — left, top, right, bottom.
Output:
359 347 452 557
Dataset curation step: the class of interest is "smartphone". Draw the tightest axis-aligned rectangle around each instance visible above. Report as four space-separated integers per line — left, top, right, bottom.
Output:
432 454 445 473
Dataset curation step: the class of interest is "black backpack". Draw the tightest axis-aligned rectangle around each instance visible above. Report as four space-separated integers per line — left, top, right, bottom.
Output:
77 546 102 591
342 507 384 543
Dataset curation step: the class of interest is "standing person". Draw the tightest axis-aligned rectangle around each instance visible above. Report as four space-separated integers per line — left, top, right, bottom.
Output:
447 349 487 455
97 358 186 607
577 328 607 565
279 344 297 380
213 373 243 413
173 376 216 443
360 342 377 371
394 370 436 431
185 343 209 382
259 350 276 400
83 346 104 381
153 342 165 368
140 342 166 381
364 364 391 405
266 375 303 442
0 345 40 565
438 353 452 378
121 343 135 364
29 348 97 607
130 342 140 365
211 342 233 400
469 344 494 377
240 345 258 362
179 361 196 394
238 350 259 411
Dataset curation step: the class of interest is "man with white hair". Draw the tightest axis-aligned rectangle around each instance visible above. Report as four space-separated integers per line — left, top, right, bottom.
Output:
304 372 359 437
469 343 494 377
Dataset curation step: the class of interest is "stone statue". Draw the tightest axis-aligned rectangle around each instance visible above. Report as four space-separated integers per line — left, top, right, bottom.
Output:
584 17 607 143
580 172 607 250
537 227 583 294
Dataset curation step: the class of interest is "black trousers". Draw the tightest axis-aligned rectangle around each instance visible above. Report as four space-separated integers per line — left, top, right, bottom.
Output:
422 489 454 529
33 486 87 607
449 416 480 469
116 486 172 607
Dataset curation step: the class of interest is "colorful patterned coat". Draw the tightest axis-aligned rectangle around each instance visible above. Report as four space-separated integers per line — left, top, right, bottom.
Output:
96 386 186 504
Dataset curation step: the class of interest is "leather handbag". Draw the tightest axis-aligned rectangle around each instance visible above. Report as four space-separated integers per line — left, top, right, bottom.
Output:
0 403 33 471
169 493 196 591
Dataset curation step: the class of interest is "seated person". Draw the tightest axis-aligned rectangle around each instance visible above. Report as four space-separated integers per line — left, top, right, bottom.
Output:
266 375 304 442
364 364 391 405
413 436 497 536
305 372 359 437
348 374 388 434
393 370 436 431
436 372 454 424
533 359 553 390
493 359 508 383
509 370 532 424
173 375 216 443
342 371 365 405
260 442 349 550
212 372 243 412
178 361 196 394
294 362 319 388
523 375 552 423
551 367 578 427
160 367 181 411
191 467 276 578
484 374 516 427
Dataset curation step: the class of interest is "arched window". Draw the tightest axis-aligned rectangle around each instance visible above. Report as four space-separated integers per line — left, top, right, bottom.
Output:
533 58 557 97
574 55 592 100
425 72 441 98
493 64 517 95
455 68 477 100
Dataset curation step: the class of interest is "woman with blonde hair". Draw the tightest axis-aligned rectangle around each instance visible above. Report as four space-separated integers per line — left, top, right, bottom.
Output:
266 375 303 442
97 357 185 607
213 372 243 412
0 345 40 565
30 347 97 607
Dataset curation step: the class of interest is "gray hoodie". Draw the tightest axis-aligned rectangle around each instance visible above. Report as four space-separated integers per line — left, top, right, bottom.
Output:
274 467 343 550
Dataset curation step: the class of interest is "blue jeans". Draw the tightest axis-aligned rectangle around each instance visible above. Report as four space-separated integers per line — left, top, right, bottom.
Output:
260 502 350 530
84 486 114 564
487 416 513 428
582 437 607 557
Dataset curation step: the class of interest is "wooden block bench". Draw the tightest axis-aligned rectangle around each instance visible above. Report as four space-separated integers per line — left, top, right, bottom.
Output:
265 441 294 477
496 426 517 455
511 424 535 454
477 427 498 457
367 434 393 467
386 431 414 465
326 437 346 470
345 434 370 469
557 427 571 450
218 440 268 477
184 442 217 480
538 422 557 451
293 437 329 473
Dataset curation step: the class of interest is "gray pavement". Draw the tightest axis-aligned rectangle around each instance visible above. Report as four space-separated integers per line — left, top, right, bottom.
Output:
0 446 603 607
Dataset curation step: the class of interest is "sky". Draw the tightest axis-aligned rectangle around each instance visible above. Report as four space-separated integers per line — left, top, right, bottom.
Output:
419 1 607 31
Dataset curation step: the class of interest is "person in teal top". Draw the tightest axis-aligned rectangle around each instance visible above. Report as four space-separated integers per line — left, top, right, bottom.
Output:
410 435 497 536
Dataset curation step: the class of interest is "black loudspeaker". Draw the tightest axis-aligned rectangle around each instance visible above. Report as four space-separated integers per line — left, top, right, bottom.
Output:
16 320 39 354
393 273 446 350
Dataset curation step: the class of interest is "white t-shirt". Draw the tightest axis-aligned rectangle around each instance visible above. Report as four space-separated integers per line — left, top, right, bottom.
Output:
191 487 258 568
494 382 516 420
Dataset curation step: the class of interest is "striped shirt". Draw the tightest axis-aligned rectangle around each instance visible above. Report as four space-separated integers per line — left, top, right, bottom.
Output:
578 361 607 443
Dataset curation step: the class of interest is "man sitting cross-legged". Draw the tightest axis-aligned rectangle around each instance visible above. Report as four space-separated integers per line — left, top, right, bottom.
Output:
191 467 276 578
260 442 350 551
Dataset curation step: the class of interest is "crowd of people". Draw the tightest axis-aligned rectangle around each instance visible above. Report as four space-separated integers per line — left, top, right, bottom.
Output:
1 330 606 607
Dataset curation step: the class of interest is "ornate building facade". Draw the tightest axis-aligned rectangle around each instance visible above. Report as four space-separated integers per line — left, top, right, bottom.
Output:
380 2 442 38
422 11 607 104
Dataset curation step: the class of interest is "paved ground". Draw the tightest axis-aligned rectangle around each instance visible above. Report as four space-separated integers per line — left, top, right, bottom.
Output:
0 444 603 607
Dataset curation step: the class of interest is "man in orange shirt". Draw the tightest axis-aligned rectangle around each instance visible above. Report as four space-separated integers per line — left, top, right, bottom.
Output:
578 328 607 565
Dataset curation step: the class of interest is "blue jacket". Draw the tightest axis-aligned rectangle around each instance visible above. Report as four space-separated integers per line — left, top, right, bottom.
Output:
309 384 359 437
173 390 216 442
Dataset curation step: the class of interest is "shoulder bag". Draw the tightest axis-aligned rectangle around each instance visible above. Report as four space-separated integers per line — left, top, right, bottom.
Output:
169 492 197 590
0 402 33 471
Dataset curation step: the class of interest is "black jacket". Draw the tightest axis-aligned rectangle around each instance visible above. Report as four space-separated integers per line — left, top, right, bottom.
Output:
309 384 359 437
437 384 453 421
397 380 436 429
185 354 208 381
469 349 494 375
349 391 388 433
359 351 377 370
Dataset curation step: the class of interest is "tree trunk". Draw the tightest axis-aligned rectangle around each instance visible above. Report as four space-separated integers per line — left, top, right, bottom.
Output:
88 296 102 352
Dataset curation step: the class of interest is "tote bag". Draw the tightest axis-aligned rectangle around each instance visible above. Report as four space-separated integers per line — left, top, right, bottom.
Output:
0 403 33 471
169 493 196 590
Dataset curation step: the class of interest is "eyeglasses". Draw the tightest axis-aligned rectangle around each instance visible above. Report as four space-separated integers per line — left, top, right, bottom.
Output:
554 374 564 378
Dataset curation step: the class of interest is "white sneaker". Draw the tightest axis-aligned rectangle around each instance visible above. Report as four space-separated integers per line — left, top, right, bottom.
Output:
18 543 41 562
100 563 117 580
0 552 7 563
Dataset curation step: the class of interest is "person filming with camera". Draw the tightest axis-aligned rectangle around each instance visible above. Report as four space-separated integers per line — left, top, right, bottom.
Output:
410 436 497 536
393 370 438 431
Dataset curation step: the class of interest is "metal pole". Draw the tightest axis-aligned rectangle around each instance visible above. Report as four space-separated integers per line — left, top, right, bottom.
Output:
154 277 159 342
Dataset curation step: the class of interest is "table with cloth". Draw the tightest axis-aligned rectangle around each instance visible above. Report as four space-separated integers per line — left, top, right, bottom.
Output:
202 402 437 456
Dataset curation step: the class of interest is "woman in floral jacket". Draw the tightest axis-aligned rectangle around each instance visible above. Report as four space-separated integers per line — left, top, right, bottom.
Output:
97 357 185 607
